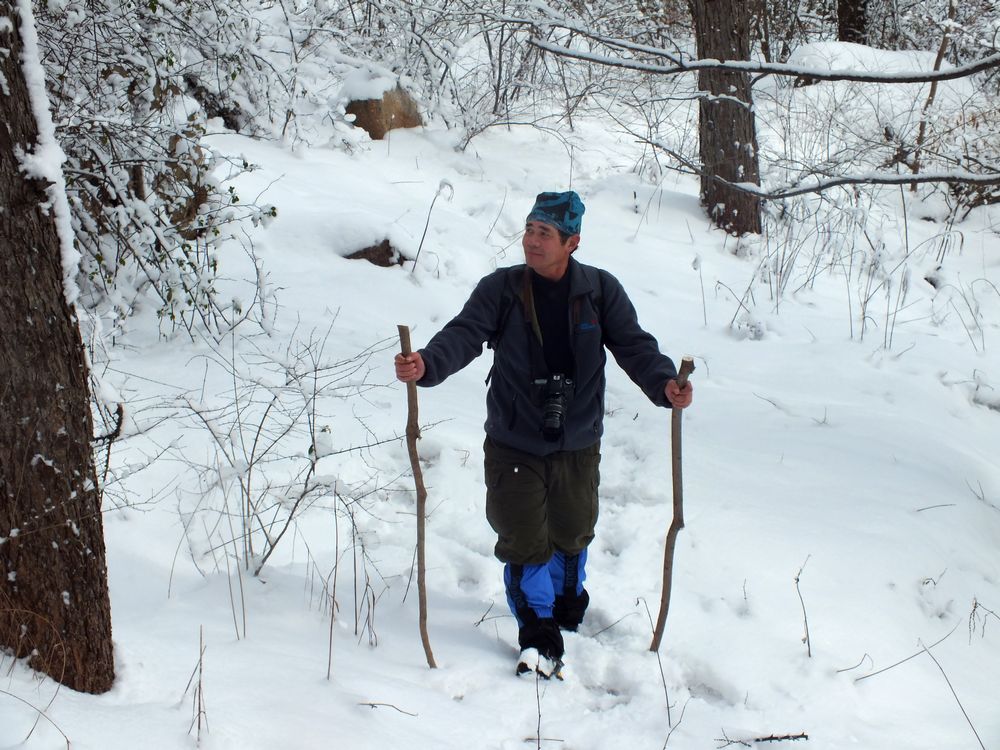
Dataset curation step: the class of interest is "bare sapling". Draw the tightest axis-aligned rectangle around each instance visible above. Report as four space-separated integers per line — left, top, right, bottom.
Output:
177 326 396 580
909 0 957 186
969 598 1000 640
794 555 812 657
650 356 696 652
397 325 437 669
181 626 208 745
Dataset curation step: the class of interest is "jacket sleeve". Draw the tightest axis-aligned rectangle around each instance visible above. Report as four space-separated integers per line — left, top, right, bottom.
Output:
599 270 678 407
417 272 504 387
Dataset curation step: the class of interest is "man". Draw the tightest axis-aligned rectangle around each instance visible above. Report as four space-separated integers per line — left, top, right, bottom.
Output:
395 191 693 677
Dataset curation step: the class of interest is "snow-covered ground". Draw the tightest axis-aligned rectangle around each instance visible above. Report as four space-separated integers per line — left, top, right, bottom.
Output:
4 68 1000 750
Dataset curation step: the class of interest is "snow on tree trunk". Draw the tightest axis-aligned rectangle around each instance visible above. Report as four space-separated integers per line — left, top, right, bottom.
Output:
689 0 762 236
0 1 114 694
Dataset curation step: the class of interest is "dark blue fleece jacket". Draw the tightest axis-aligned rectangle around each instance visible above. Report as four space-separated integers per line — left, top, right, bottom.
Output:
418 257 678 456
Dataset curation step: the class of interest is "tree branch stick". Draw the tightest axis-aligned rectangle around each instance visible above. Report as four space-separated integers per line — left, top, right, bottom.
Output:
650 356 695 652
397 325 436 669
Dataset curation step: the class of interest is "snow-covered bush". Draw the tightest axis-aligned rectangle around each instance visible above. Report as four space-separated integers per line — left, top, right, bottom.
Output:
942 106 1000 214
33 0 632 332
328 0 605 142
757 43 980 185
36 0 279 333
867 0 1000 63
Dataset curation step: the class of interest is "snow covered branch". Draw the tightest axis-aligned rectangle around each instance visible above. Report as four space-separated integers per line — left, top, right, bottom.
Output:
639 134 1000 201
517 18 1000 85
719 170 1000 200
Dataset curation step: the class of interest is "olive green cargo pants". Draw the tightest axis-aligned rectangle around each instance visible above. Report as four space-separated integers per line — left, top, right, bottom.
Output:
483 437 601 565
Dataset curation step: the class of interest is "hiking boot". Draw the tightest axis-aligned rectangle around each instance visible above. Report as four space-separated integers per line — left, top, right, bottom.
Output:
553 589 589 632
518 616 564 658
516 648 564 680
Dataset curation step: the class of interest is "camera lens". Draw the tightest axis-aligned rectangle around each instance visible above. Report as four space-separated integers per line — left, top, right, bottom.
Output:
541 375 567 441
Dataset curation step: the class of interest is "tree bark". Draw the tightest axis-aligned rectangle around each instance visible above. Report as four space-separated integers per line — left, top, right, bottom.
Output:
838 0 868 44
0 2 115 694
688 0 762 235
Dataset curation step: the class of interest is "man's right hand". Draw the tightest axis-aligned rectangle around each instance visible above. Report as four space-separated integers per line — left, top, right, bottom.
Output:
395 352 426 383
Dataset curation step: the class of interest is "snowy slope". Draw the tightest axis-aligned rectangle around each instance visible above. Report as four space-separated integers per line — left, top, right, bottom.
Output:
3 85 1000 750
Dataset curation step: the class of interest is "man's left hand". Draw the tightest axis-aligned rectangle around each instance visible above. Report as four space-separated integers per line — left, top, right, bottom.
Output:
665 378 693 409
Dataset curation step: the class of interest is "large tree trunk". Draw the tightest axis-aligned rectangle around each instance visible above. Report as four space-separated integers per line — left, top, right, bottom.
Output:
689 0 762 235
838 0 869 44
0 2 115 694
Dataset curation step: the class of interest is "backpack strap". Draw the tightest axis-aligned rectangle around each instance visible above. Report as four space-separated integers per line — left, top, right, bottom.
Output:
485 267 521 384
487 267 520 352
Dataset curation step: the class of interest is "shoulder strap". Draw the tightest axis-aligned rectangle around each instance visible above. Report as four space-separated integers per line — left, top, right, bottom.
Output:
484 267 521 385
591 267 605 328
487 267 520 351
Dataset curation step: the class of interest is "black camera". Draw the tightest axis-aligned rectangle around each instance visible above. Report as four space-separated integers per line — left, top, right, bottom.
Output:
536 374 573 442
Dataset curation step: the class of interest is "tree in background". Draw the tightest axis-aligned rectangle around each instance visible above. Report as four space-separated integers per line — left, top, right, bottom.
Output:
0 1 114 694
838 0 868 43
688 0 762 235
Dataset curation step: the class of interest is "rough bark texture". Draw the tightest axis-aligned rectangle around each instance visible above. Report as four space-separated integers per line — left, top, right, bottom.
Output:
838 0 869 44
0 3 115 694
689 0 762 235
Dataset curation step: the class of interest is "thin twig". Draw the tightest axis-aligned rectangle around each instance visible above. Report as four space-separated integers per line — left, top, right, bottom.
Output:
535 666 542 750
794 555 812 657
0 689 71 748
411 181 454 273
326 506 340 681
919 640 987 750
358 702 418 717
754 733 809 743
662 696 691 748
855 620 960 683
835 653 872 674
474 601 497 626
590 611 638 637
716 730 809 748
715 729 751 748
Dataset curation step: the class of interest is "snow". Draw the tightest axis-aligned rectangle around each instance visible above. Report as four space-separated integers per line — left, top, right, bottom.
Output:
11 0 81 305
532 32 1000 85
337 65 400 103
3 46 1000 750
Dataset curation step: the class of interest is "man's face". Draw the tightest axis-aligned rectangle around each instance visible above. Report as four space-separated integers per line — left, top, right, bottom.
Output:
522 220 580 280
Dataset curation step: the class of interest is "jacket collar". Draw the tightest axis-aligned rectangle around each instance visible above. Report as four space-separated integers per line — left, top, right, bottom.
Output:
565 256 597 299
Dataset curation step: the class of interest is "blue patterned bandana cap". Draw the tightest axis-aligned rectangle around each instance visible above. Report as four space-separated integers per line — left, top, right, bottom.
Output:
526 191 585 236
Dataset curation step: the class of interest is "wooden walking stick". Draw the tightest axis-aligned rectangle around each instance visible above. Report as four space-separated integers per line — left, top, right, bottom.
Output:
650 356 695 653
397 325 437 668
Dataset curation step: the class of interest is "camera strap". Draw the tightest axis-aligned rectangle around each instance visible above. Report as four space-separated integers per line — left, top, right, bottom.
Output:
520 268 545 347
